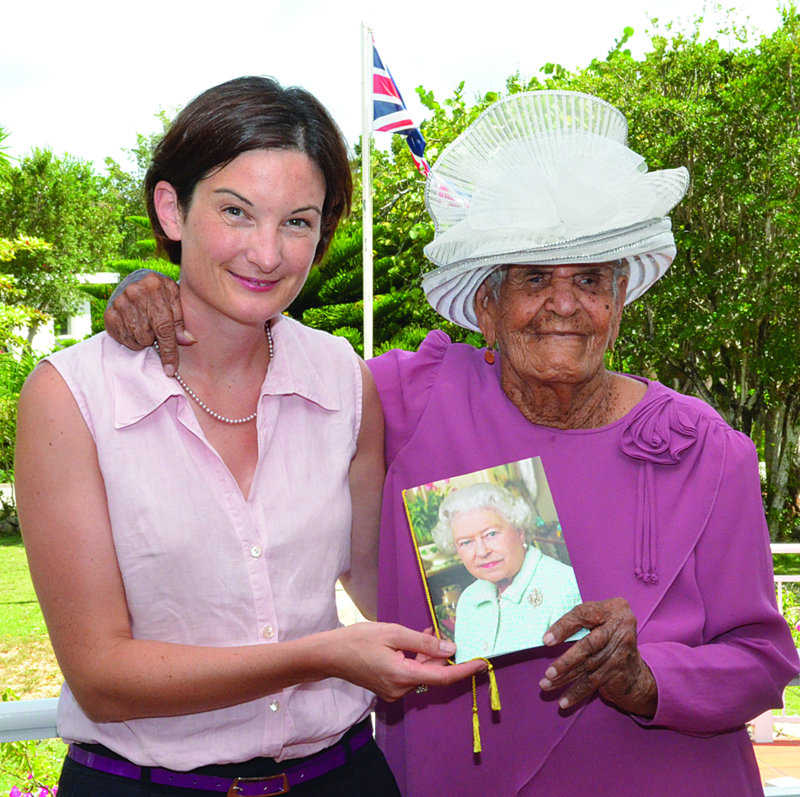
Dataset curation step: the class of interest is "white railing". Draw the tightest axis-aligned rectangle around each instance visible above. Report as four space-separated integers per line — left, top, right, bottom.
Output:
0 698 57 743
2 549 799 748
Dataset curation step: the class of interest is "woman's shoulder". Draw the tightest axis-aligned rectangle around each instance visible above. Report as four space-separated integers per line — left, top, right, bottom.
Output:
457 576 494 608
368 330 450 387
45 331 107 362
368 331 482 464
23 335 126 437
272 316 360 384
274 315 356 358
534 548 578 576
368 330 487 407
641 379 748 439
45 332 154 382
43 332 134 383
642 379 722 419
517 547 578 593
622 377 756 467
270 318 364 427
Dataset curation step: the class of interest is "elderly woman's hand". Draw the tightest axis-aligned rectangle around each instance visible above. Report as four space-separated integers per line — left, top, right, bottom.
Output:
104 270 193 376
538 598 657 718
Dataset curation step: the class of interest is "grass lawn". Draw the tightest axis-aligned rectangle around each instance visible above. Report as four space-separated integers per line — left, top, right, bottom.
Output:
773 553 800 575
0 534 64 794
0 536 62 698
783 686 800 716
0 535 45 636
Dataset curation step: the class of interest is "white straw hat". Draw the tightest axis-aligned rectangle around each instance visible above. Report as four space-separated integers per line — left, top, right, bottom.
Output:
421 90 690 331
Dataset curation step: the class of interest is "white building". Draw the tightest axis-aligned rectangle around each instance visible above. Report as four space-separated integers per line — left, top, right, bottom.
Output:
26 272 118 354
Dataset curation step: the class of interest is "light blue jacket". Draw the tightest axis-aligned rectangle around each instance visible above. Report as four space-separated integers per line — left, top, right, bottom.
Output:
454 546 583 663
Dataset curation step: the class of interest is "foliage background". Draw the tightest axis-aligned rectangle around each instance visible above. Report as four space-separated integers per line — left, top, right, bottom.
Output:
1 11 799 538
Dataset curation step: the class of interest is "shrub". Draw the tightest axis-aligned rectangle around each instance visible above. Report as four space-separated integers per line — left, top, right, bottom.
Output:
0 692 62 796
0 351 41 482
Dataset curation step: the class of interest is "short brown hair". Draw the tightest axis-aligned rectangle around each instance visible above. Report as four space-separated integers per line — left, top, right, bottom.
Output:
145 76 352 265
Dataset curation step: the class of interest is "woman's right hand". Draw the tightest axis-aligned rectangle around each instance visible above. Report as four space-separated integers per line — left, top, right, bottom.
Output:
321 622 486 702
104 269 192 376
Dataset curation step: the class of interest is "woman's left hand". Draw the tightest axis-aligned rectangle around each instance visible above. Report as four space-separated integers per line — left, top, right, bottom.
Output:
538 597 657 718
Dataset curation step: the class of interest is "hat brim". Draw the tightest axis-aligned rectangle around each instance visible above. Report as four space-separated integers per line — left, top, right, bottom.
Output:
421 217 678 332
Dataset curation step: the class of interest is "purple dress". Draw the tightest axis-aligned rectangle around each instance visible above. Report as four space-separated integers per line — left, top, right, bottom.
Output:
368 331 799 797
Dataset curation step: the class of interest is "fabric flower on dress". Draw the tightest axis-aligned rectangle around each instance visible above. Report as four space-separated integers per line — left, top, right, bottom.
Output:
619 393 699 584
620 393 697 465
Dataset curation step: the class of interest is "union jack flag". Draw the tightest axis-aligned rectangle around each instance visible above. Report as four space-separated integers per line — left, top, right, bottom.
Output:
372 43 429 177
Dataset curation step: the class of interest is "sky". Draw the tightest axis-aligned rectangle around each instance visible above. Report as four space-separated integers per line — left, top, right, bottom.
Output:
0 0 787 174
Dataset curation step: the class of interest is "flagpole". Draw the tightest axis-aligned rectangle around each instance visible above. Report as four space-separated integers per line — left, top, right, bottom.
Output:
360 22 374 360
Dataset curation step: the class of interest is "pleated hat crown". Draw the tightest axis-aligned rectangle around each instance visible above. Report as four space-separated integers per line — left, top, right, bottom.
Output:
421 90 690 331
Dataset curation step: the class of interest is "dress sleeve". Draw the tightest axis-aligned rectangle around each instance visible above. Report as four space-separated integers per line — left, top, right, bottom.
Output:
638 427 800 734
367 331 450 467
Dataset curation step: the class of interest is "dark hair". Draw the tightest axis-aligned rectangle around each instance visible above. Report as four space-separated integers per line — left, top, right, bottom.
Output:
145 76 352 265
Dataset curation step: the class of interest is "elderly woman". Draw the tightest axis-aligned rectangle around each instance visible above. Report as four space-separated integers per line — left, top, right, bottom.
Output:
431 482 582 663
105 90 798 795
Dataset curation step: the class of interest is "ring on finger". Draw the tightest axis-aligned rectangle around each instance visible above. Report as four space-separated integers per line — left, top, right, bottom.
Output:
415 684 428 694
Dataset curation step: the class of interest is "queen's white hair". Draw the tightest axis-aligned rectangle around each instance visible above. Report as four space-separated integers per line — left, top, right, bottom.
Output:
431 482 534 556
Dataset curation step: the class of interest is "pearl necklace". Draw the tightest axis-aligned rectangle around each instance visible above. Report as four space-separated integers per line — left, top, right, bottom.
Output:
157 321 274 425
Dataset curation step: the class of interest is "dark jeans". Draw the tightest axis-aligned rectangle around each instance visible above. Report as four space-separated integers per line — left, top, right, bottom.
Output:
57 736 401 796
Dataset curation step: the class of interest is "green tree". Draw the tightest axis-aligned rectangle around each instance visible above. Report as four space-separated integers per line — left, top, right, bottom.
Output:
546 9 800 538
0 126 13 184
105 114 171 259
292 83 496 355
0 237 51 348
0 149 124 343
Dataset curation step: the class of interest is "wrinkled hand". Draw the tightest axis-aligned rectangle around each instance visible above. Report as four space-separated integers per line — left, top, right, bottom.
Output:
538 598 657 718
104 270 193 376
328 622 486 702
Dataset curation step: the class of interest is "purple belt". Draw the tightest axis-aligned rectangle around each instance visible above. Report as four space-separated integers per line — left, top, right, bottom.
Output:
67 719 373 795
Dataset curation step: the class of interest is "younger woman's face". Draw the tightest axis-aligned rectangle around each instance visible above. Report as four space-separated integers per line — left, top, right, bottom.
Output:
155 148 325 330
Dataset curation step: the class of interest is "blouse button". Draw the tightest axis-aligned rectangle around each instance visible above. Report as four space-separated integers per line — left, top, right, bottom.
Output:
250 544 263 558
262 624 274 640
269 700 280 712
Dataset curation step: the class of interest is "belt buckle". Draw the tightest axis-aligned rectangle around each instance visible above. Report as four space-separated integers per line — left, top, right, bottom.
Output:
228 773 289 796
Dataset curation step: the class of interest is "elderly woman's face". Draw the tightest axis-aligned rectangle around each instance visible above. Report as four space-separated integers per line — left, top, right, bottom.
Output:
451 508 527 591
475 264 626 388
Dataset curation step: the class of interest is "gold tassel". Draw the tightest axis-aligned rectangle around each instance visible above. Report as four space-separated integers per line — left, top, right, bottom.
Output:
471 661 502 753
472 675 482 753
485 661 501 711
